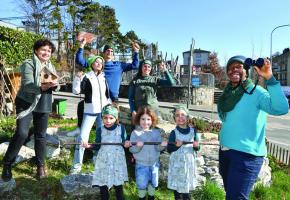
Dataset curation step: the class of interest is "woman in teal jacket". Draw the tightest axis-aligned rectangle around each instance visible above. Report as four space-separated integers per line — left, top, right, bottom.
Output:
217 55 289 200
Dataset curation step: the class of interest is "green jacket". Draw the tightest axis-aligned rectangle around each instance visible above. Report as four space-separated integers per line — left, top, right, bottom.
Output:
128 70 176 112
16 58 58 113
17 59 42 104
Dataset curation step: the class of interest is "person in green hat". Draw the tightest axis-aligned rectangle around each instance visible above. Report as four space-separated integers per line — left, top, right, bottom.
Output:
70 37 140 137
76 37 140 102
128 60 176 121
70 55 111 174
84 104 130 200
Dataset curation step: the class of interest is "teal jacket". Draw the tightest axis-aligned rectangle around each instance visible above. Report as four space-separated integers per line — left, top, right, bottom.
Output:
219 76 289 156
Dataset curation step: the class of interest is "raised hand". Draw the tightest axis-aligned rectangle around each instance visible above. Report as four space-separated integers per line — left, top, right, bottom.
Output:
131 40 140 52
254 58 273 80
159 62 167 72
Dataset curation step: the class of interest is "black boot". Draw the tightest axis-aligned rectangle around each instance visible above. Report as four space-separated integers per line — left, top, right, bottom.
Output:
148 195 155 200
36 165 46 180
1 163 12 181
173 190 183 200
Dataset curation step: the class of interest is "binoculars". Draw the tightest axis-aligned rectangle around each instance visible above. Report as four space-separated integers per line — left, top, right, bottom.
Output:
244 58 264 70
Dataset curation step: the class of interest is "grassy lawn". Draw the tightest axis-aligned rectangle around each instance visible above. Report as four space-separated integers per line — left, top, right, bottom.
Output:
0 117 289 199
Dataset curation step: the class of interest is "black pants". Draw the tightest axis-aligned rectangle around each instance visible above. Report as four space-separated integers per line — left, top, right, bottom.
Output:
3 98 48 166
173 190 191 200
77 100 84 128
100 185 124 200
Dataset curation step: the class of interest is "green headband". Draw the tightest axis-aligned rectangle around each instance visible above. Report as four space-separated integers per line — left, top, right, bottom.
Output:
173 105 189 116
102 104 118 119
142 59 152 66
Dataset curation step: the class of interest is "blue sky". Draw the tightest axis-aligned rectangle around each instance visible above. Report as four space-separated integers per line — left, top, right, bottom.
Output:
1 0 290 66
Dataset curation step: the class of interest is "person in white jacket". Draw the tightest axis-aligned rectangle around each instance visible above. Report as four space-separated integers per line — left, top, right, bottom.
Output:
70 55 111 174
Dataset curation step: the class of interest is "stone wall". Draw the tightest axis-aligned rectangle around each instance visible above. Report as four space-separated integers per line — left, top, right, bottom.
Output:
119 85 214 105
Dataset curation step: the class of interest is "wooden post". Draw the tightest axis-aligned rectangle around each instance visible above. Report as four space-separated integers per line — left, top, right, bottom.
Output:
187 38 195 108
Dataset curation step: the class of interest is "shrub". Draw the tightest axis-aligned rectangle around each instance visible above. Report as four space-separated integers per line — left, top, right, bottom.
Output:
188 117 221 133
191 180 225 200
0 116 16 142
0 26 43 67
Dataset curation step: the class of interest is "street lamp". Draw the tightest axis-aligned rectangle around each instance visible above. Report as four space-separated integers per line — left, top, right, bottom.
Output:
270 24 290 64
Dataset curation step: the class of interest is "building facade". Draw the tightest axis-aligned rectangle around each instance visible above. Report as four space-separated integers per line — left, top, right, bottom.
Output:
181 49 210 75
272 48 290 86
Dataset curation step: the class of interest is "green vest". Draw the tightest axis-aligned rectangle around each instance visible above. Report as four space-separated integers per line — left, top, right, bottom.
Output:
132 76 159 111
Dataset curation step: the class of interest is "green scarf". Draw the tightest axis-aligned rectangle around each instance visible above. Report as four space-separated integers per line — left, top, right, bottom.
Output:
217 78 253 121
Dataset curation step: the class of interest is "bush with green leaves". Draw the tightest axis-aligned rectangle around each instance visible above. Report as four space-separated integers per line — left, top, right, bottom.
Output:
0 116 16 142
0 26 43 67
189 117 221 133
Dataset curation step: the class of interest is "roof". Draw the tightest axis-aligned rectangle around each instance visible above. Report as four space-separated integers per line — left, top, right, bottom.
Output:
183 48 211 54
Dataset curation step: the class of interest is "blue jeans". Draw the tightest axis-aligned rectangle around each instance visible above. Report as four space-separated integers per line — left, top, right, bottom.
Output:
135 162 160 189
219 149 264 200
71 113 102 171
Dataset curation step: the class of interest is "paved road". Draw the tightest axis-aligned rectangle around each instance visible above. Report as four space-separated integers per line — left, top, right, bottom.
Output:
54 92 290 147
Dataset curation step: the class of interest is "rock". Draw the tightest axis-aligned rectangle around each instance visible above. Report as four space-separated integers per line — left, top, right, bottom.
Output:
196 175 206 186
255 157 272 187
206 160 219 167
196 155 205 166
60 173 99 196
159 153 170 182
56 131 77 149
157 123 176 135
25 139 61 159
0 142 35 164
197 167 205 175
46 127 59 135
202 132 219 140
0 179 16 194
46 134 61 147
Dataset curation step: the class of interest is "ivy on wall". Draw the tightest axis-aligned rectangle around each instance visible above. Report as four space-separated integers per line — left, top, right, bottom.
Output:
0 26 43 67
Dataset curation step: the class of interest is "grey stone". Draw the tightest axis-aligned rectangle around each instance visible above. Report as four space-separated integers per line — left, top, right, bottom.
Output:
60 173 99 195
254 157 272 187
0 142 35 164
0 178 16 194
25 139 61 159
46 127 59 135
196 155 205 166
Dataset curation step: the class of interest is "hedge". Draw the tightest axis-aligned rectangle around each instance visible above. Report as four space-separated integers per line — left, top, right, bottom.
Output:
0 26 43 68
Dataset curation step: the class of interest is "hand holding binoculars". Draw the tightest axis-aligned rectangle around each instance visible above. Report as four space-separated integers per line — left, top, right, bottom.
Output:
244 58 267 70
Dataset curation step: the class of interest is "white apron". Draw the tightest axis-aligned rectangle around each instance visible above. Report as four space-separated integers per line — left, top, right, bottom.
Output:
167 128 198 193
92 125 128 188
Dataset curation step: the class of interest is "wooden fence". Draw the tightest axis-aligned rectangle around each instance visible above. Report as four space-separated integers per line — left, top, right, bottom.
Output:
266 140 290 165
